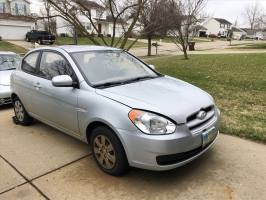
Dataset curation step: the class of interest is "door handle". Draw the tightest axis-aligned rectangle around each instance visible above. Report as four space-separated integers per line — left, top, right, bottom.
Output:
34 82 42 89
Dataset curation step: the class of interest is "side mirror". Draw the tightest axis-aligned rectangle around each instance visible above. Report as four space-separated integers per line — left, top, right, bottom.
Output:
52 75 73 87
149 64 155 70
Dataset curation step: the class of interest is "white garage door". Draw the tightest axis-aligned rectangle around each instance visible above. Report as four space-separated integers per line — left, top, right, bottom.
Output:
0 25 31 40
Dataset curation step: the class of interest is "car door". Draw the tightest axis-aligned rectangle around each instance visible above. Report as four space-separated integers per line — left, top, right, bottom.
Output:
15 51 42 114
32 51 80 136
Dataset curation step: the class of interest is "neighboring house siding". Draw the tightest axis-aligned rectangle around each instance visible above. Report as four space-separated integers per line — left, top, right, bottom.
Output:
0 0 34 40
55 7 124 37
203 18 232 37
203 19 220 35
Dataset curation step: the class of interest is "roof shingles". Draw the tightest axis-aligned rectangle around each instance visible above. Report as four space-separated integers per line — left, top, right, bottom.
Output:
214 18 232 25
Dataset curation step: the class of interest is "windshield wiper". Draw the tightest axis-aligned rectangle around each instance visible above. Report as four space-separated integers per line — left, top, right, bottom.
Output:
94 76 157 89
94 80 127 88
125 76 156 83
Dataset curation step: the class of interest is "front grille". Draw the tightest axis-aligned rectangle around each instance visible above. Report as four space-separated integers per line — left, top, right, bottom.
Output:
186 105 216 133
0 97 12 105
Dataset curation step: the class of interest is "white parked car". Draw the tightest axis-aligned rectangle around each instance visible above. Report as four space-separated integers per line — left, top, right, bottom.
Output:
0 52 21 106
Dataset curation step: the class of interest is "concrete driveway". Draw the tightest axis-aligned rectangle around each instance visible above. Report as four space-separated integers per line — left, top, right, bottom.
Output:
0 107 266 200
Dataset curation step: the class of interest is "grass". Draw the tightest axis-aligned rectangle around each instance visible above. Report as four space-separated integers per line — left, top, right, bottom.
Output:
146 54 266 143
0 41 27 54
231 43 266 49
55 37 146 48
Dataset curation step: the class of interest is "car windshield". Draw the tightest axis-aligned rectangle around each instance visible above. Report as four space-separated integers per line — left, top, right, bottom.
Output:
71 50 158 87
0 55 21 71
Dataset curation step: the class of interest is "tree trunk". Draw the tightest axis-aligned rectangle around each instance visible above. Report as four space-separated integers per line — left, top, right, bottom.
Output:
182 44 188 60
73 28 78 45
148 37 152 56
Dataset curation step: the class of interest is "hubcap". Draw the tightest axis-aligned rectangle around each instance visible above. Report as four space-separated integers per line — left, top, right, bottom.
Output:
93 135 116 170
14 101 24 122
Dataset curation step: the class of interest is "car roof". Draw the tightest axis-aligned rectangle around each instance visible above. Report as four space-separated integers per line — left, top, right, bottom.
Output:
0 51 17 55
33 45 120 53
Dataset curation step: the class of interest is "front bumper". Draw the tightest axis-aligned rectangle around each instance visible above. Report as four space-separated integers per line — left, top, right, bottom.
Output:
42 39 55 43
118 111 220 171
0 85 12 105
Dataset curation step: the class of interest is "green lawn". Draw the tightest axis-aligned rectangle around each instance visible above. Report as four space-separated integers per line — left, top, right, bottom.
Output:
55 37 146 48
232 43 266 49
146 54 266 143
0 41 27 54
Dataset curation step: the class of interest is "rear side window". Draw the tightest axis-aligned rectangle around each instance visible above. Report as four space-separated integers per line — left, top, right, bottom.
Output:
39 52 75 80
22 52 39 74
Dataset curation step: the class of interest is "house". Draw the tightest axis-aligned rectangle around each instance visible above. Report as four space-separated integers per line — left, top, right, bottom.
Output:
241 28 266 40
202 18 232 37
231 27 247 40
56 0 124 37
0 0 35 40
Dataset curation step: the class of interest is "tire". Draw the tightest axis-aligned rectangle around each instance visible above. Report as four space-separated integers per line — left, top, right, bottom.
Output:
38 39 42 44
13 97 33 126
90 126 129 176
49 42 54 45
26 37 30 42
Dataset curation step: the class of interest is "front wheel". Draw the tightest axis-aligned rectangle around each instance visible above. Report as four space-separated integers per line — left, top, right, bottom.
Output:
90 126 129 176
13 97 33 126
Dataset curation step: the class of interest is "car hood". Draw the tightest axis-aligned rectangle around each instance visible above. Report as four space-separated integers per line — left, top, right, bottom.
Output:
96 76 214 123
0 70 13 86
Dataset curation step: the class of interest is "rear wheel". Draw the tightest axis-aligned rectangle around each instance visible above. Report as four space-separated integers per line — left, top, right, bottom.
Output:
90 126 129 176
13 97 33 126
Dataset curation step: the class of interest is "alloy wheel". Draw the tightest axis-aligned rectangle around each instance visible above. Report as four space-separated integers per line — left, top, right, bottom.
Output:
14 100 24 122
93 135 116 169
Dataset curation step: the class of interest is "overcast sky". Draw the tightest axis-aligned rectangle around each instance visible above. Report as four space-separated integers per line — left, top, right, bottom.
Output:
29 0 266 28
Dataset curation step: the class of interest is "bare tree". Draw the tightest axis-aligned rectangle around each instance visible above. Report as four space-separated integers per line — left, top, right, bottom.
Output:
168 0 207 59
46 0 145 50
139 0 173 56
37 1 58 35
244 2 262 30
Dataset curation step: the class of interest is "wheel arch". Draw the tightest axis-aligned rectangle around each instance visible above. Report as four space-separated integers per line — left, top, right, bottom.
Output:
85 120 129 161
11 93 18 101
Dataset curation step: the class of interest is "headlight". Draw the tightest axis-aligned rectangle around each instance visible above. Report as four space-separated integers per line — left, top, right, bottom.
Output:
128 109 176 135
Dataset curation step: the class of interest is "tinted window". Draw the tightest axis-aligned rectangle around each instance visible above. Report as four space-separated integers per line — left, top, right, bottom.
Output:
39 52 75 80
22 52 39 74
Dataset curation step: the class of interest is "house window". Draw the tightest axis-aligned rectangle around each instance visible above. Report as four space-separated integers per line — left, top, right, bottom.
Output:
220 24 225 28
15 3 26 15
96 10 102 18
0 3 5 13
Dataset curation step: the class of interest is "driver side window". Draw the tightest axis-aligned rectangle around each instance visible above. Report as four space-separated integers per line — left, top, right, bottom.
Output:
39 52 75 80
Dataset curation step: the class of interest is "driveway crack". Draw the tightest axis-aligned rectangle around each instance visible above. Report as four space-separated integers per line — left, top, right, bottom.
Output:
0 153 92 199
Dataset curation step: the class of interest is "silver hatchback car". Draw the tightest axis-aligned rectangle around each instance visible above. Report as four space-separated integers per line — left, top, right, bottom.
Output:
11 46 220 176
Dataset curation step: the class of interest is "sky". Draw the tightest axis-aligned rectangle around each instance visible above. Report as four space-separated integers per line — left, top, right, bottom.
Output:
206 0 266 27
29 0 266 28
